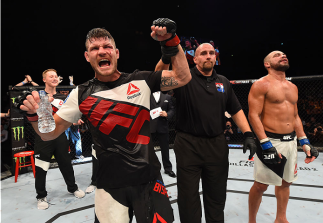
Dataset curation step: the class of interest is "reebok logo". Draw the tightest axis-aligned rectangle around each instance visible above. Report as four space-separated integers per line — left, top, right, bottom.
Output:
127 83 140 95
127 83 141 100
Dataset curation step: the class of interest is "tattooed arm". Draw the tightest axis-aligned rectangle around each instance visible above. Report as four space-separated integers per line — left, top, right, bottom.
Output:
158 45 191 91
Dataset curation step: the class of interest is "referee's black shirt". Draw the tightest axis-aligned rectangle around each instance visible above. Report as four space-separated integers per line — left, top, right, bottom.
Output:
173 66 242 137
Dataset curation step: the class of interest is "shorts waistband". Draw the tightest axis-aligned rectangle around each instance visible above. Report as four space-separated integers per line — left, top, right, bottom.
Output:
265 131 296 141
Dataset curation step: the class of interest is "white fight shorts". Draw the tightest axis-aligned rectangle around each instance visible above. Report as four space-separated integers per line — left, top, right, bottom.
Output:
254 131 298 186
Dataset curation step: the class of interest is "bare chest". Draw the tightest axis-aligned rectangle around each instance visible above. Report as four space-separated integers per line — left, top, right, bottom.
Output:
266 83 298 105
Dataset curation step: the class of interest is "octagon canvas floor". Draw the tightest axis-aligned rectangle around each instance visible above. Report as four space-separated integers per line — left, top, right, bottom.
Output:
1 149 322 223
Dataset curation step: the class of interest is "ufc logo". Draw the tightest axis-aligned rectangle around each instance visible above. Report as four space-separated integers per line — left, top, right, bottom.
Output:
80 97 150 144
283 135 291 140
264 154 275 159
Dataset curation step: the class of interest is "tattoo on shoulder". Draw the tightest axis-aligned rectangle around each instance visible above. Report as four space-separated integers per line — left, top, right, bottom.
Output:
161 77 178 87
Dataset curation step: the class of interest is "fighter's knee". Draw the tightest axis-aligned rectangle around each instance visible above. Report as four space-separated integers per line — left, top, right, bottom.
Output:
253 181 268 192
281 180 292 188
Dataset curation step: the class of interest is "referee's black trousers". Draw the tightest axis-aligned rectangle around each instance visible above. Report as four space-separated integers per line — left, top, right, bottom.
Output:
174 132 229 223
34 133 78 199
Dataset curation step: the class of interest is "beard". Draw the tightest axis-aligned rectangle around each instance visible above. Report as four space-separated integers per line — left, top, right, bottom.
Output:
202 61 214 72
270 61 290 72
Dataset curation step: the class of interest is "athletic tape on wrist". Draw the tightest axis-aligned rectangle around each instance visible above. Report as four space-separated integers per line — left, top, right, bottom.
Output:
260 138 273 150
165 35 180 47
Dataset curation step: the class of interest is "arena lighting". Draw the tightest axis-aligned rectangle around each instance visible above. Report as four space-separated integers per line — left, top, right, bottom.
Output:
228 144 243 148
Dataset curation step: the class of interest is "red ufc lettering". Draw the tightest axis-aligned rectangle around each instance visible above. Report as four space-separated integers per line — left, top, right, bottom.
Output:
81 98 150 145
126 110 150 144
100 114 133 135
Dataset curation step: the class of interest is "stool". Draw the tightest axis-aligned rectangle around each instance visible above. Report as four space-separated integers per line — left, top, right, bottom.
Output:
14 151 36 183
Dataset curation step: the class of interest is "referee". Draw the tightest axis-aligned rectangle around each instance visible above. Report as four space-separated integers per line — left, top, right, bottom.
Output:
155 43 257 223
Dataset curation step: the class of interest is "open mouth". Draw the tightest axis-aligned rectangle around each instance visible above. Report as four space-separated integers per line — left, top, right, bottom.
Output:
99 59 111 68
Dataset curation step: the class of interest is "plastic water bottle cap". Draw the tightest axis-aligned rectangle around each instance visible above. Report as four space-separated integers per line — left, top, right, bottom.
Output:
39 90 46 96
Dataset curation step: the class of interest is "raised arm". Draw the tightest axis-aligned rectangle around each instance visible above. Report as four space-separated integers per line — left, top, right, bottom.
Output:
26 75 39 86
151 18 191 91
160 45 191 91
155 59 170 71
15 76 29 87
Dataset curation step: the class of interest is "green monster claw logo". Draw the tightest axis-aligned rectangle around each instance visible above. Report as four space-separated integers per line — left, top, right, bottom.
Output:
12 126 24 141
11 97 16 104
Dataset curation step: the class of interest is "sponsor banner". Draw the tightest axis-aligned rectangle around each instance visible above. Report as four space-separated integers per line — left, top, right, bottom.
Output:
10 90 27 174
230 77 292 85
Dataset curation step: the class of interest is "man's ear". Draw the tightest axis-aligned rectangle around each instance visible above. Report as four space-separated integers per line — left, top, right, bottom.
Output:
116 48 120 59
264 62 270 69
84 51 90 62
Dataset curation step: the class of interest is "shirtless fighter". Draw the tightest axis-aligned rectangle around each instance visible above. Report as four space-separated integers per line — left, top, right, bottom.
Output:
247 51 319 223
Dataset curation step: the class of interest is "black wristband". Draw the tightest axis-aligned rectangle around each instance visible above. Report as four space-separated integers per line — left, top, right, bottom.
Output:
243 131 254 138
161 55 171 64
26 113 38 122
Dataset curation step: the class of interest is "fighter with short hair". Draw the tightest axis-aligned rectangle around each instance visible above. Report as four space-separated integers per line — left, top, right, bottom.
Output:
18 18 191 222
248 50 319 223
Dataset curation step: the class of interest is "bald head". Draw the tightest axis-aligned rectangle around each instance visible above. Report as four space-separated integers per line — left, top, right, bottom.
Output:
264 51 283 64
195 43 214 56
193 43 216 75
263 50 289 71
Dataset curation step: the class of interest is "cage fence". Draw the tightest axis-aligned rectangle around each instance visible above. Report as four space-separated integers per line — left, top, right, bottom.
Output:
8 75 323 171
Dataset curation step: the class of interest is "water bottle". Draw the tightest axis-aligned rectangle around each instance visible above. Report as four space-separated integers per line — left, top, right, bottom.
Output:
37 90 56 133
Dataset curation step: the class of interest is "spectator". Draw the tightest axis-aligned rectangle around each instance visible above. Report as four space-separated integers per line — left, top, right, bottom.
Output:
1 124 11 172
59 90 70 96
1 124 8 143
65 120 84 159
14 75 39 87
314 124 323 146
210 40 221 65
0 109 10 119
184 39 196 68
1 113 10 131
224 120 235 141
150 91 176 178
29 68 85 210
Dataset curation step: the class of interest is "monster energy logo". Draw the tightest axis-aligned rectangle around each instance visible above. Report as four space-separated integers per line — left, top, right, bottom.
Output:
11 97 16 104
12 126 24 141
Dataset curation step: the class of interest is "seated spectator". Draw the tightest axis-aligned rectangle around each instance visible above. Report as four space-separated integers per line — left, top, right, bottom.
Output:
184 39 196 68
304 121 314 140
313 124 323 146
224 120 235 141
210 41 221 65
